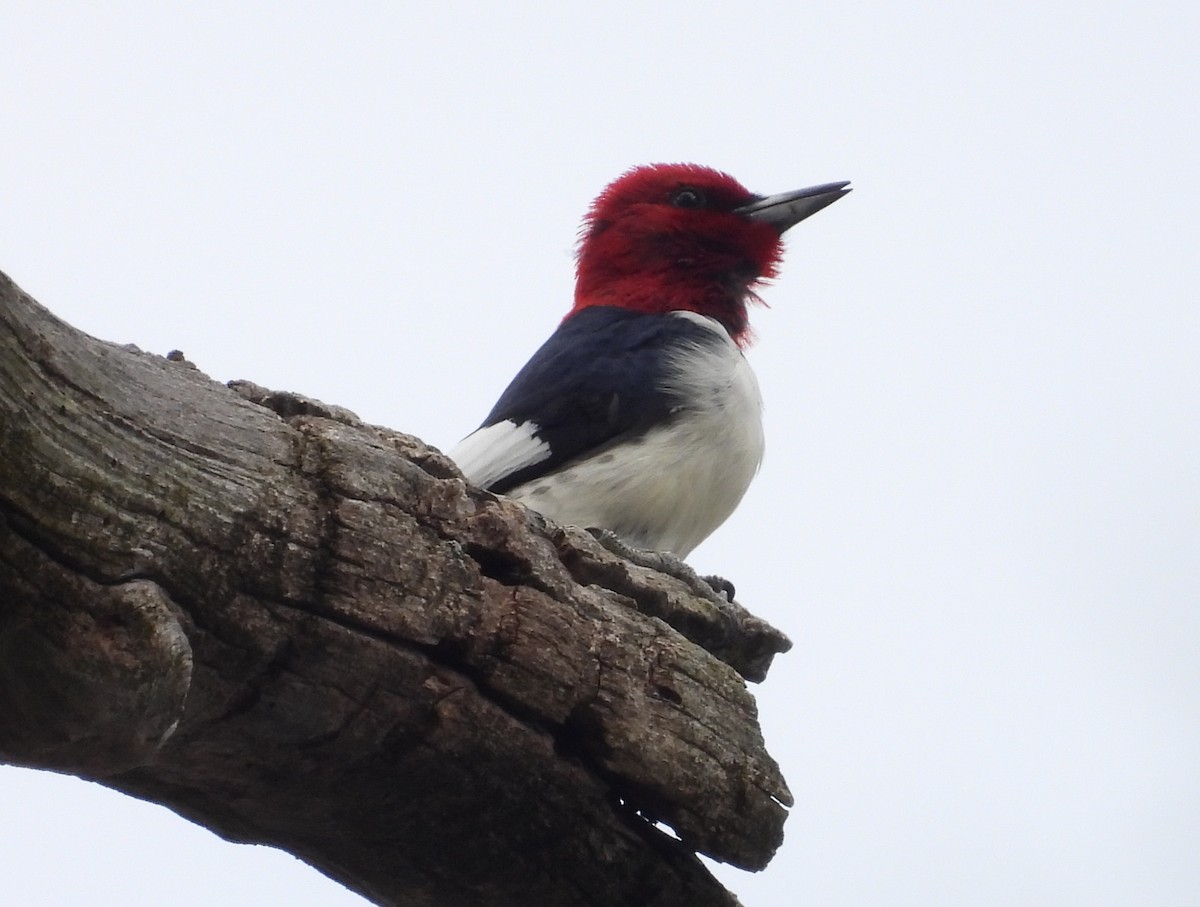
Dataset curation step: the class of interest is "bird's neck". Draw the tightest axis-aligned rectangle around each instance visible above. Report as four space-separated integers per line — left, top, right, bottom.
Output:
570 276 752 346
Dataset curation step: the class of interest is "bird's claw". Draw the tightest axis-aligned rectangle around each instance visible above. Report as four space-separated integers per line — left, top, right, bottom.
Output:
700 574 736 602
586 528 736 603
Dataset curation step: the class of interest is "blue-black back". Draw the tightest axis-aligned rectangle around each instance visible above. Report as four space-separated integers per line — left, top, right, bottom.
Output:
479 306 722 493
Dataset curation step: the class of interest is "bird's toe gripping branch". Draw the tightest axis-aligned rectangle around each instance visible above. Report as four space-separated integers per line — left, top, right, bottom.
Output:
566 526 790 684
700 574 737 602
586 527 736 602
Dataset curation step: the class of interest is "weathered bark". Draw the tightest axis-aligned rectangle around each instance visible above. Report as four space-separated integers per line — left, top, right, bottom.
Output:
0 270 792 907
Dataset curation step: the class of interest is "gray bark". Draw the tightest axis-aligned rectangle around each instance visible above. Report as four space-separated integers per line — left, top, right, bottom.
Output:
0 270 792 907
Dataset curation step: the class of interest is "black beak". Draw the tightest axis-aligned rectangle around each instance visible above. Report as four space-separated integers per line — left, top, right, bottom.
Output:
735 181 852 232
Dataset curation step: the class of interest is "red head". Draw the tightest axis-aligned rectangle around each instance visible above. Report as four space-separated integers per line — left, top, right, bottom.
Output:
571 163 850 346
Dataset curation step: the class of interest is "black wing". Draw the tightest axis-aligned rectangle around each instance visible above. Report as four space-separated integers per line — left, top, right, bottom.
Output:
464 307 721 493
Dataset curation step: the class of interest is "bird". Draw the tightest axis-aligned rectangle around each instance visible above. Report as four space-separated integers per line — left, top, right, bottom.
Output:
451 163 849 559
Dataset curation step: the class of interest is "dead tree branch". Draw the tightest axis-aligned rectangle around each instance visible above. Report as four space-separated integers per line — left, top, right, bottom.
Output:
0 270 791 906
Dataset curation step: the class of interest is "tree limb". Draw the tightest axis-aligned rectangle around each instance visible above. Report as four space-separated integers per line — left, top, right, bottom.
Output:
0 270 792 906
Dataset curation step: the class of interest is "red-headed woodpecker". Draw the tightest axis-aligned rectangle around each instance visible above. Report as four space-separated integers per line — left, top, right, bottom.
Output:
452 163 849 557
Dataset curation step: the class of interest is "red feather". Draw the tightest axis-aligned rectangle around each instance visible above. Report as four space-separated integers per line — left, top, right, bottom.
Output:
569 164 785 348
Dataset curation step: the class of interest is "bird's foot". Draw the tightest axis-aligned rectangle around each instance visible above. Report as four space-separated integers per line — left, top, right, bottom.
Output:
586 528 736 602
700 574 736 602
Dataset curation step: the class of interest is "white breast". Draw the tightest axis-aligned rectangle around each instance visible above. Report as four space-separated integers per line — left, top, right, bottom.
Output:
509 312 764 557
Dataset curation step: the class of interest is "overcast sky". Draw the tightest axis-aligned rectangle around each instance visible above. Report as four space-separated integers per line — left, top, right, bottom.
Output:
3 3 1198 905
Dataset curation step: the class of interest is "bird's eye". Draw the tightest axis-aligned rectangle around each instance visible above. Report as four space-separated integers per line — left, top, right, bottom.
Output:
669 187 706 209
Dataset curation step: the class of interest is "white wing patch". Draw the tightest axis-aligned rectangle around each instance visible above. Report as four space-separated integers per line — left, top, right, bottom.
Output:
449 419 549 490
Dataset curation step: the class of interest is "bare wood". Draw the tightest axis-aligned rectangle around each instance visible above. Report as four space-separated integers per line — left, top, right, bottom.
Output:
0 270 792 907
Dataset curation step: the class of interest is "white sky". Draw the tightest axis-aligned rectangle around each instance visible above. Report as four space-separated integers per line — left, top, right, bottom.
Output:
2 3 1198 905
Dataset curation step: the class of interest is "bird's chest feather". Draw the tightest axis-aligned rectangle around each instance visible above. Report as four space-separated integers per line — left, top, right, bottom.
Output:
513 315 764 555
